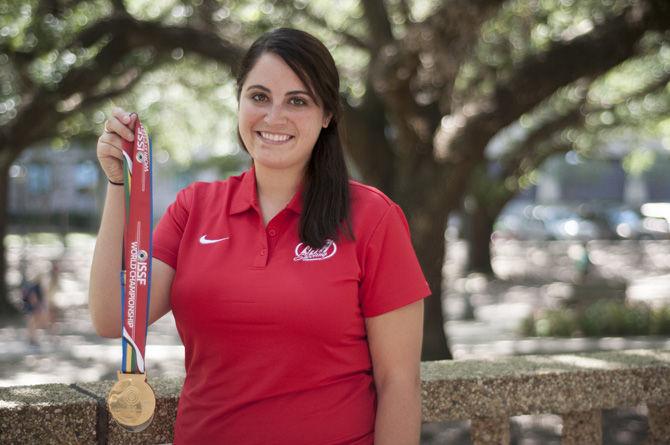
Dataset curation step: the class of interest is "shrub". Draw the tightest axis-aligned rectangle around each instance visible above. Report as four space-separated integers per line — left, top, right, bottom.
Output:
651 306 670 335
520 309 578 337
519 300 670 337
579 300 652 337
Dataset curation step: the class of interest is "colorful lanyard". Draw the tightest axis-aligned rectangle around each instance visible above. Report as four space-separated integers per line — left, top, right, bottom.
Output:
120 117 153 374
107 115 156 433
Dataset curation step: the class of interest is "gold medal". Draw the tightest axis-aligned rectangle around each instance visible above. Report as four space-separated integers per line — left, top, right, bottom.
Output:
110 117 155 433
107 371 156 432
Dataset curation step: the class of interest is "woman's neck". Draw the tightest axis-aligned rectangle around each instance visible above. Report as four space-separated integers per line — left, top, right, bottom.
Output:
253 162 305 207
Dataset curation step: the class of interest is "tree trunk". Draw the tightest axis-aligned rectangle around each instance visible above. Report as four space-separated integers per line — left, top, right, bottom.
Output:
466 205 495 275
0 160 20 320
399 188 452 361
416 220 452 361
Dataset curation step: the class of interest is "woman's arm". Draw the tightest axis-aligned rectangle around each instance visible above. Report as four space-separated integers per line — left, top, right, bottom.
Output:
365 299 425 445
88 181 126 337
89 184 175 338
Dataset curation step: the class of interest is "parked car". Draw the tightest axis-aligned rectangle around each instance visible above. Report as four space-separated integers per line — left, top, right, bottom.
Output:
492 205 549 241
535 205 605 241
639 203 670 239
578 203 668 240
604 207 657 240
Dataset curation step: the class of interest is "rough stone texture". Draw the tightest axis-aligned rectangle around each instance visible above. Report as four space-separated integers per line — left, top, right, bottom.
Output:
647 404 670 445
470 416 510 445
76 376 183 445
421 349 670 421
0 383 97 444
561 409 602 445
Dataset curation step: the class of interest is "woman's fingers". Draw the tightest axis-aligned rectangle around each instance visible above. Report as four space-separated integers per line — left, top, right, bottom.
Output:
97 138 128 166
98 132 124 151
105 116 135 142
112 106 131 125
128 112 138 130
112 106 138 130
105 106 136 141
98 140 125 159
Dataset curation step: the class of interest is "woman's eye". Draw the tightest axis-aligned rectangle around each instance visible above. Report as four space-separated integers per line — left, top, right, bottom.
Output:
290 97 307 106
251 93 268 102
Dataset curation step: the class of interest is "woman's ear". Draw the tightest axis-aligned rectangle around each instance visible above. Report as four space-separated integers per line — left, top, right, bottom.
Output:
323 112 333 128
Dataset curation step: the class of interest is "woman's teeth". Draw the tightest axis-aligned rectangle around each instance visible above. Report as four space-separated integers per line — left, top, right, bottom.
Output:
259 131 293 142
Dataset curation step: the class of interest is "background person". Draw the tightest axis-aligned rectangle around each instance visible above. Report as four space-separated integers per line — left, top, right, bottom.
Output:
21 264 58 348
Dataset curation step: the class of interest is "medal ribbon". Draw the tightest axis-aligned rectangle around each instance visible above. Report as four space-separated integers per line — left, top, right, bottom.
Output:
119 116 153 374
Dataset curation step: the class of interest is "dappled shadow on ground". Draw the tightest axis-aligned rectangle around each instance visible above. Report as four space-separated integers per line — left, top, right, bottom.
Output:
446 239 670 290
0 306 184 387
443 239 670 358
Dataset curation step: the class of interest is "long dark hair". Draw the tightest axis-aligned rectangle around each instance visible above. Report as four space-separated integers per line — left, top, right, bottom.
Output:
235 28 354 248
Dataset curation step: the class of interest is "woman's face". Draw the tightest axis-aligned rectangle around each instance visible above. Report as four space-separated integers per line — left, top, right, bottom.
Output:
238 52 331 173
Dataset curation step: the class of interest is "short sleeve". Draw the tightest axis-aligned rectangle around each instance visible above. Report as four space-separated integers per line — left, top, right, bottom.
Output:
359 204 432 318
152 184 194 269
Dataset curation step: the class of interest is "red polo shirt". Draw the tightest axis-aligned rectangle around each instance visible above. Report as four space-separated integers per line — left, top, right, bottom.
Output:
152 165 431 445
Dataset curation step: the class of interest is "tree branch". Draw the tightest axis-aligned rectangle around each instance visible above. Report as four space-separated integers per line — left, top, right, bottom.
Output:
500 65 670 179
4 17 246 156
499 69 670 194
365 0 504 162
360 0 395 48
299 11 370 51
71 16 245 70
434 0 670 166
109 0 129 15
414 0 506 113
76 65 148 110
273 1 370 51
397 0 414 23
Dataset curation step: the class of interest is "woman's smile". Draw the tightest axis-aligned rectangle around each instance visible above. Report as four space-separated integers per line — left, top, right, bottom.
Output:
256 131 295 144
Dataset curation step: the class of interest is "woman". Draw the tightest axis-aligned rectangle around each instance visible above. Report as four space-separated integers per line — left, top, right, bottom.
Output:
90 28 431 445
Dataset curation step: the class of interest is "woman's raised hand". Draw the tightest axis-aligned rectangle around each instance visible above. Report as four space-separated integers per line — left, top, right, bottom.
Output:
96 107 138 184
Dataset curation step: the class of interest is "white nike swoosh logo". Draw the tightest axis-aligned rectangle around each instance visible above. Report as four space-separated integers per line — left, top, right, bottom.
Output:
199 235 230 245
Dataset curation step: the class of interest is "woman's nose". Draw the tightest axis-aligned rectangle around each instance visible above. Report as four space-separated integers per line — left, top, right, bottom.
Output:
263 103 287 125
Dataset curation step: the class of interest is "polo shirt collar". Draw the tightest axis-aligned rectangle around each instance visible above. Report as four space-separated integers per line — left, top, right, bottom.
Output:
229 163 304 216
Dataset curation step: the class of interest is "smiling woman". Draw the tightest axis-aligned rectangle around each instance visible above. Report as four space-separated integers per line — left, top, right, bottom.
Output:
237 52 331 175
90 27 431 445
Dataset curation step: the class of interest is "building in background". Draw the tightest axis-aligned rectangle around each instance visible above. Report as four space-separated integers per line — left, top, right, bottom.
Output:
534 138 670 205
8 143 101 234
7 142 248 234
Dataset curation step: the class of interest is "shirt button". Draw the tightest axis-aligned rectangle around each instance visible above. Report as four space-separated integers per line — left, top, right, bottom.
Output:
268 229 277 237
260 248 267 256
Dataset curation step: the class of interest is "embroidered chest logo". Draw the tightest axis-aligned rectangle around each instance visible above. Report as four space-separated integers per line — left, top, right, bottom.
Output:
293 239 337 262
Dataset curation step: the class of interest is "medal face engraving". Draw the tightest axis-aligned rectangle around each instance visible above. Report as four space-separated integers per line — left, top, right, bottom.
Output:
107 372 156 432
